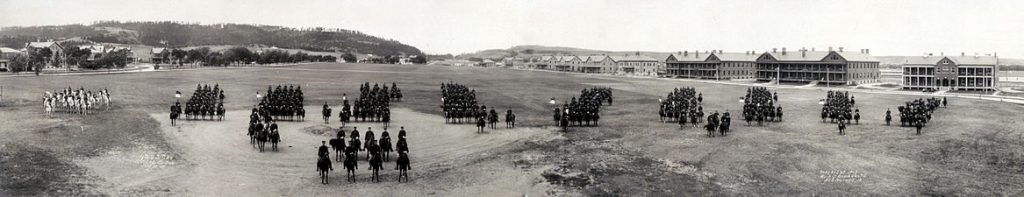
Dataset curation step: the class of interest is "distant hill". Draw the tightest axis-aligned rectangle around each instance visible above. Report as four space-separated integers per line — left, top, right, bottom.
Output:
457 45 675 61
0 21 422 56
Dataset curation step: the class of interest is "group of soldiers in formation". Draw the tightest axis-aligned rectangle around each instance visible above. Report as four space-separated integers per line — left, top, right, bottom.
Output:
440 82 482 124
820 91 859 135
170 84 226 125
258 85 305 121
317 126 410 184
554 87 613 130
439 82 516 132
347 83 399 125
43 87 111 116
248 107 281 152
888 97 947 135
658 87 704 126
742 87 783 126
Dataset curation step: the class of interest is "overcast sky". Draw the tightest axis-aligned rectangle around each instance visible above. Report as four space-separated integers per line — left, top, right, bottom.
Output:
2 0 1022 57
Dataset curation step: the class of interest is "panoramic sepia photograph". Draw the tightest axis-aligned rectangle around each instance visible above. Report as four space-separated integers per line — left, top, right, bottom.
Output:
1 0 1023 196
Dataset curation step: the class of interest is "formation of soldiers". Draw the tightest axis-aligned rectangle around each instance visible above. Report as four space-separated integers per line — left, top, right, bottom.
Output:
441 82 481 124
248 106 281 152
742 87 782 125
182 84 225 120
259 85 305 121
320 126 411 183
821 90 857 124
893 97 946 135
351 83 393 123
43 87 111 116
554 87 612 129
658 87 703 124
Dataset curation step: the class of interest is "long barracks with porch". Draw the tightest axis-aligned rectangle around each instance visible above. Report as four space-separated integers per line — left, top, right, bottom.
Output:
664 50 758 80
901 54 998 91
755 47 880 85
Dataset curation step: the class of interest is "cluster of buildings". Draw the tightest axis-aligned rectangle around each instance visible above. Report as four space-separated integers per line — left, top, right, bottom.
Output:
513 52 662 77
497 47 1001 91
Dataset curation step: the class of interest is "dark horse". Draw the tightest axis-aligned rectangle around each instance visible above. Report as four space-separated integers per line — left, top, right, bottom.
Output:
368 153 383 182
380 135 393 162
505 110 516 128
317 155 333 184
343 149 358 183
395 152 411 182
329 135 345 162
476 117 486 133
269 129 281 151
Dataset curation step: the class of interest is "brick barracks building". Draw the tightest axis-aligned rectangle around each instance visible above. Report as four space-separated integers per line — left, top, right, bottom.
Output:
901 53 998 91
665 50 758 80
755 47 880 85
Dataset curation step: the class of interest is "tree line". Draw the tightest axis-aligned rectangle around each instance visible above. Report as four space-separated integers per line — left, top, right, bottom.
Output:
1 21 424 57
153 47 338 67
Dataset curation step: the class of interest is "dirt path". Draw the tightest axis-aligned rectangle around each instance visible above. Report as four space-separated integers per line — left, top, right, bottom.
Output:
74 107 557 196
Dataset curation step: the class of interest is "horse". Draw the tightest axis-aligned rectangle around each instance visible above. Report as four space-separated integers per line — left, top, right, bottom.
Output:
339 110 350 127
343 150 358 183
705 122 716 137
885 113 892 126
216 106 225 121
487 110 498 129
317 156 333 184
257 129 268 152
838 122 847 135
476 117 486 133
330 136 345 161
395 152 411 182
270 130 281 151
854 112 861 125
368 153 383 182
322 105 332 124
505 110 516 128
719 120 729 136
396 138 409 155
380 136 393 162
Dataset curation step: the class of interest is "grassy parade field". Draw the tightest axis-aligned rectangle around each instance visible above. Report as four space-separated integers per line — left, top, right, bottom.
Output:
1 63 1023 196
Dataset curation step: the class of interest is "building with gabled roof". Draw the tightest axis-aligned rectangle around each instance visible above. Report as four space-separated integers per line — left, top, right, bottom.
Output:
755 47 880 85
607 53 659 76
0 47 23 71
901 53 998 91
25 41 66 70
666 50 759 80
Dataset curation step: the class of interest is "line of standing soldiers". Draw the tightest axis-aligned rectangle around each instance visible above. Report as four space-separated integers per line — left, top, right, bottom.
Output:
821 90 857 124
351 83 393 123
259 85 305 121
742 87 782 125
182 84 225 120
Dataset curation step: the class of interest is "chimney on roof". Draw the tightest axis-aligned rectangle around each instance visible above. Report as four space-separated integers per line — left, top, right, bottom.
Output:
677 51 681 54
684 51 688 56
961 52 965 56
828 46 833 52
718 50 723 54
772 48 777 53
941 52 944 56
782 48 787 55
865 49 869 54
812 47 816 52
801 48 807 57
928 53 933 57
838 47 844 52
